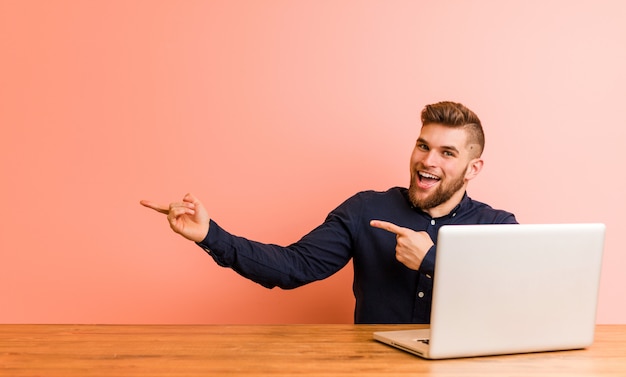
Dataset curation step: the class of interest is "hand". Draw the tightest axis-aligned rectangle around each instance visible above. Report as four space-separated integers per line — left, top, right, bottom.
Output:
140 193 210 243
370 220 434 270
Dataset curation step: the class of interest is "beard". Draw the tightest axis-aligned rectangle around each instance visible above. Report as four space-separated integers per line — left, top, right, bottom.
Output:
408 168 466 210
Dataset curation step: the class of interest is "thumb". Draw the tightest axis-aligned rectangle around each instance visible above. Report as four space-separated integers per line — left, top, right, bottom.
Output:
183 192 200 204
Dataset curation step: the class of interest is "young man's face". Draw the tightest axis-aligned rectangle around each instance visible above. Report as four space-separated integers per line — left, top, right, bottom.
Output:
408 123 483 216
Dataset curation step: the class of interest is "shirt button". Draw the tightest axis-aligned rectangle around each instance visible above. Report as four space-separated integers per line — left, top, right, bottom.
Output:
418 292 425 298
425 274 432 279
430 219 435 225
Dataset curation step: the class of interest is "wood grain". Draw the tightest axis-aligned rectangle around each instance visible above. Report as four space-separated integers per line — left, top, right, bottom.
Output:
1 325 625 376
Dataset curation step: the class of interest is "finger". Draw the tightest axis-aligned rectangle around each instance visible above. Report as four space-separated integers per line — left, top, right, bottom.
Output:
168 203 196 216
140 200 170 215
183 192 199 204
167 206 196 223
370 220 407 236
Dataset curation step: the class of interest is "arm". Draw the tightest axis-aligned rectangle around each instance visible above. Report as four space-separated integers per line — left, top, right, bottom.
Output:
141 193 354 289
199 216 352 289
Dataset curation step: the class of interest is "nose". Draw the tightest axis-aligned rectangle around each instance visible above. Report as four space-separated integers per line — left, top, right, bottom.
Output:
422 150 439 167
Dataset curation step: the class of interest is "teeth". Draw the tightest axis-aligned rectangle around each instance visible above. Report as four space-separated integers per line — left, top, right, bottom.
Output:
419 172 440 180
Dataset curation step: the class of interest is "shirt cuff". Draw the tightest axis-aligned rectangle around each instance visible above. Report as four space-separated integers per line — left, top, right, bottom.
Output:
195 219 230 266
418 245 436 277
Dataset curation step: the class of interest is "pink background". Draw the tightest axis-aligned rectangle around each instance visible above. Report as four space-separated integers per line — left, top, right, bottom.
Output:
1 0 624 324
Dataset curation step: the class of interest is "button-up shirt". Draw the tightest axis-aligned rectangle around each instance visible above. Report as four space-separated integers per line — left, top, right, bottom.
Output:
198 187 517 323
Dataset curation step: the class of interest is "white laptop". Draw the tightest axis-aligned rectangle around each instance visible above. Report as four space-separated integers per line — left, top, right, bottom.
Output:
374 223 606 359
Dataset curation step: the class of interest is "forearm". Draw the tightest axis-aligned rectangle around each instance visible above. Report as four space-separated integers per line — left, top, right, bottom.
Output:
197 219 352 289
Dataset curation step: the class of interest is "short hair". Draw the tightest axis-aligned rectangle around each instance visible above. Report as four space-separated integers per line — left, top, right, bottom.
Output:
421 101 485 157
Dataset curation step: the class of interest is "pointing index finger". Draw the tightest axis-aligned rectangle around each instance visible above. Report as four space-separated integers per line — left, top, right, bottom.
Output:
370 219 407 235
140 200 170 215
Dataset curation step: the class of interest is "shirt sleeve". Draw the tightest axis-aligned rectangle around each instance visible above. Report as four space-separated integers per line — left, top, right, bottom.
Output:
196 202 356 290
418 245 437 277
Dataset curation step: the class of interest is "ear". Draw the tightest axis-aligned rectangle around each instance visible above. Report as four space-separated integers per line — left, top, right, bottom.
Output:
464 158 484 181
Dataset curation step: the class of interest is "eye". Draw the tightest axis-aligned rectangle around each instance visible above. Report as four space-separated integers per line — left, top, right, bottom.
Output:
443 150 454 157
417 143 429 151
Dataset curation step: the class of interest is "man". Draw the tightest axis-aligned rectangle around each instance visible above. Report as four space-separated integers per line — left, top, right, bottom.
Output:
141 101 517 324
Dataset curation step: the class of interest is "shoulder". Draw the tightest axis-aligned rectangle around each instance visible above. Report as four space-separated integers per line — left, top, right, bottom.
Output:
331 187 410 217
345 187 408 205
462 196 518 224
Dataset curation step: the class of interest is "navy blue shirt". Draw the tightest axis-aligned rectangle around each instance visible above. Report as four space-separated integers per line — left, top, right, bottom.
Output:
197 187 517 324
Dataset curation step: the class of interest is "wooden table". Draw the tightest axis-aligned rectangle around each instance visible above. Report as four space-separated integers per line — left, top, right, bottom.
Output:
1 324 625 376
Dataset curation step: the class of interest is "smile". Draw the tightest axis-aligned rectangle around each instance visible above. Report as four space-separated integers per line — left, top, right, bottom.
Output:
416 171 441 189
418 171 440 182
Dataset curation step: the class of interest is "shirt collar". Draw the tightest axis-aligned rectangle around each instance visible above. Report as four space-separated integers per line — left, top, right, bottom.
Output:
407 190 470 220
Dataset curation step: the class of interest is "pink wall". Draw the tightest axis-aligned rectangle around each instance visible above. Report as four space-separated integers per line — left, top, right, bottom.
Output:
1 0 624 324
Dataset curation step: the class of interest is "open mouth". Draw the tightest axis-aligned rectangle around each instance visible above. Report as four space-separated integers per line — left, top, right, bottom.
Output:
417 171 440 189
